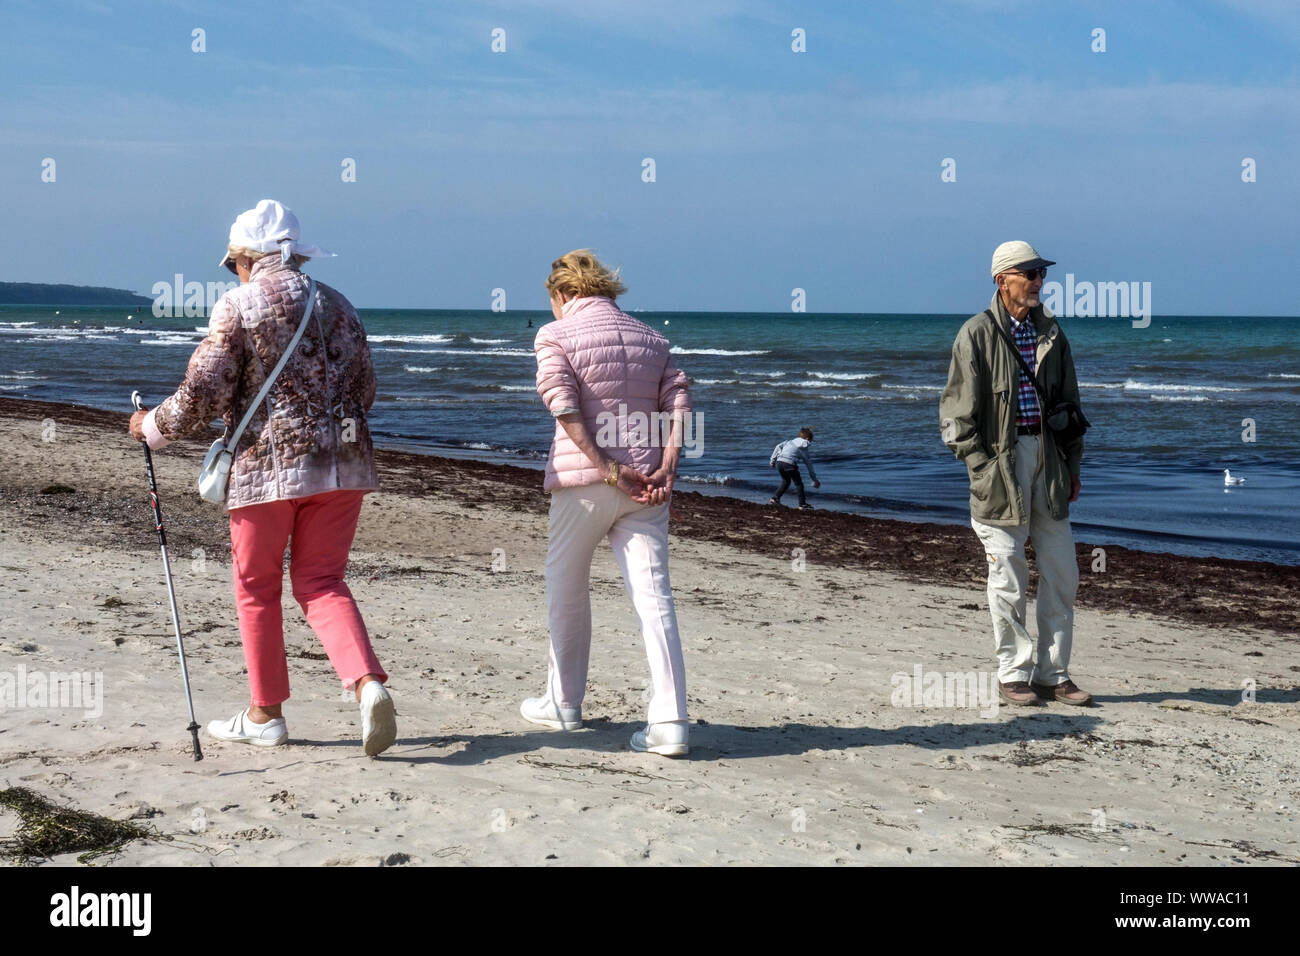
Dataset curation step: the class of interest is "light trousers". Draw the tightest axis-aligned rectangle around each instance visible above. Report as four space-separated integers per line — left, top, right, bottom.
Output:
545 483 688 724
970 435 1079 685
228 489 386 706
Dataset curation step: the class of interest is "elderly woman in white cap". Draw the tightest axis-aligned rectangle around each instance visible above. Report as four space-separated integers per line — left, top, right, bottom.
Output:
128 199 397 756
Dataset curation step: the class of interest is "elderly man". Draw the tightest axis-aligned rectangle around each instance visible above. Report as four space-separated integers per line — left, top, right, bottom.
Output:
939 241 1091 707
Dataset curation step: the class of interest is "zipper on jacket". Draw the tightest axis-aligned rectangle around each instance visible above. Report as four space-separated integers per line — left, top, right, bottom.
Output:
995 328 1024 525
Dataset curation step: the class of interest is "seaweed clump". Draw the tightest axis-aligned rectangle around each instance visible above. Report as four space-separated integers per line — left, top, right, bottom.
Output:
0 787 160 865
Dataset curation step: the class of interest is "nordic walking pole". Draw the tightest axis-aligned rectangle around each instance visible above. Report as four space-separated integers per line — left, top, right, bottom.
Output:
131 391 203 761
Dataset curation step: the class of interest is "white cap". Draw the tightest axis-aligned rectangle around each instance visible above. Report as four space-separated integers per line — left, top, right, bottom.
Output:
990 240 1055 278
218 199 335 273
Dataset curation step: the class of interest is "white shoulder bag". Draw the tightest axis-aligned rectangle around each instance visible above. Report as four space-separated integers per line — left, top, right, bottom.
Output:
198 277 317 504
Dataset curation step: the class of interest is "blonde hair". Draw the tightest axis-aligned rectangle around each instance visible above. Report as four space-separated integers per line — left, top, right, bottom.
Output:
227 244 309 269
544 249 626 300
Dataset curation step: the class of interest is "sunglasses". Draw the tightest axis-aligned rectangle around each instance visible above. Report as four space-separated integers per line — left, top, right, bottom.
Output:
1012 267 1048 281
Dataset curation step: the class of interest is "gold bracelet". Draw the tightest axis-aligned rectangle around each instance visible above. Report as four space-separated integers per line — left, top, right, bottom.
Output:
605 461 620 487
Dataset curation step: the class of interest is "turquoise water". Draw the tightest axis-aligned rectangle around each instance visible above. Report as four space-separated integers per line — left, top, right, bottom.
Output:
3 306 1297 564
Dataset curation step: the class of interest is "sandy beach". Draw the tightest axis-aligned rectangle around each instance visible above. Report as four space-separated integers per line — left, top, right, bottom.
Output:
1 397 1296 867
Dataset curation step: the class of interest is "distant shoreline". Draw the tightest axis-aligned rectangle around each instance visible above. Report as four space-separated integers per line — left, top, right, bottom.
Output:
0 283 153 307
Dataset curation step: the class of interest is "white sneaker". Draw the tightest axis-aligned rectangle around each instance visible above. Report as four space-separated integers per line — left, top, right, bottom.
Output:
520 696 582 730
207 709 288 747
631 721 690 757
359 681 397 757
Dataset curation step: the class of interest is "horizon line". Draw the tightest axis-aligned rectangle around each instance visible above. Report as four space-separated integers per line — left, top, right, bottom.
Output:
3 302 1298 321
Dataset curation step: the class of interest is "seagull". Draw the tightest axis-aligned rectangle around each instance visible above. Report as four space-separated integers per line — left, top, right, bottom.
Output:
1224 469 1246 487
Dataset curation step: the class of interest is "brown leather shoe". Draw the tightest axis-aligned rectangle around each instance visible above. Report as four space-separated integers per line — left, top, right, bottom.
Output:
1031 679 1093 706
998 681 1043 706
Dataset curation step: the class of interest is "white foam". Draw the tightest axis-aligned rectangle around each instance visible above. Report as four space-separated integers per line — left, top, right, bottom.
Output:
1124 380 1243 393
680 473 734 485
824 392 921 401
1 326 81 336
368 334 455 344
470 337 511 344
808 371 878 381
385 347 531 357
1150 394 1209 402
743 390 893 402
670 347 769 356
882 383 942 392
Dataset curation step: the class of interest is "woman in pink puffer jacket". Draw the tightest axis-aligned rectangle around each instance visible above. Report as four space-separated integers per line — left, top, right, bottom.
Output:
522 249 695 757
128 201 395 757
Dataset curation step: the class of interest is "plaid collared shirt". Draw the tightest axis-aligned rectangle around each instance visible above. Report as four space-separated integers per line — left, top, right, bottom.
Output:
1009 314 1041 427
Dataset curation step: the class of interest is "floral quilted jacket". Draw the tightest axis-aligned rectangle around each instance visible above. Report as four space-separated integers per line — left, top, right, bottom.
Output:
143 256 378 509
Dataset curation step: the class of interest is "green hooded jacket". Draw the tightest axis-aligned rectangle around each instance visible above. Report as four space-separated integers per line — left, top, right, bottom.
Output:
939 292 1084 526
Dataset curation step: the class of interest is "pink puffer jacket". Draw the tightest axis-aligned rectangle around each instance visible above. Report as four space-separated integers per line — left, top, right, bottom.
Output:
535 296 692 492
143 256 379 509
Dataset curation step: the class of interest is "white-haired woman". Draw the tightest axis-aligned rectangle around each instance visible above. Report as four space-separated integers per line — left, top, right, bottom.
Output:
128 200 396 756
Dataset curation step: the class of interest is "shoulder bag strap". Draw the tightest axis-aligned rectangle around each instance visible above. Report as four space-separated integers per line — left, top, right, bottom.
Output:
226 276 316 451
983 308 1049 408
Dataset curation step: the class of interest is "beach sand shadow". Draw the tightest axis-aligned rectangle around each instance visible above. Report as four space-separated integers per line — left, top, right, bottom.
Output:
1091 687 1300 705
358 711 1104 765
222 686 1290 765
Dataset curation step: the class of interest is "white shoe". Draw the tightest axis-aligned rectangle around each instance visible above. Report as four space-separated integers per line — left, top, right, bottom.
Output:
359 681 397 757
207 709 288 747
520 696 582 730
631 721 690 757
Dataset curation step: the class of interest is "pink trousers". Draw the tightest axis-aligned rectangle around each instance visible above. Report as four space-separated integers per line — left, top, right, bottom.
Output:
228 490 385 706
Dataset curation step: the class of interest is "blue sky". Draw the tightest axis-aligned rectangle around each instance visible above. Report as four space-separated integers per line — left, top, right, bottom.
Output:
2 0 1297 313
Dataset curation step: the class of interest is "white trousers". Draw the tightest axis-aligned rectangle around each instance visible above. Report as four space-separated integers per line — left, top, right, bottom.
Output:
970 435 1079 685
545 483 688 724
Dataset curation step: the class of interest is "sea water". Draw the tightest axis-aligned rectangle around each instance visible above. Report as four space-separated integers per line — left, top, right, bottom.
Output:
3 306 1296 565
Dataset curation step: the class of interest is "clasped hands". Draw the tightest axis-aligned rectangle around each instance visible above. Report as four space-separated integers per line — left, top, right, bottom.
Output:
602 459 674 506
